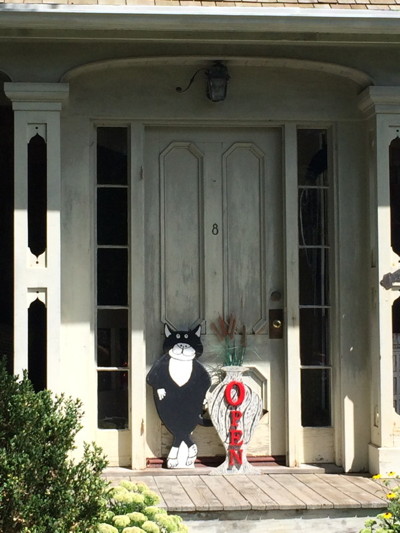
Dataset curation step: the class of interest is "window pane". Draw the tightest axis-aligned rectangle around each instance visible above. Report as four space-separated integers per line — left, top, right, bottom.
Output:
390 137 400 257
301 369 331 427
300 308 329 366
97 127 128 185
299 248 329 306
97 188 128 245
299 188 328 246
298 128 331 429
393 302 400 414
97 248 128 306
97 309 128 367
298 130 328 186
98 371 129 429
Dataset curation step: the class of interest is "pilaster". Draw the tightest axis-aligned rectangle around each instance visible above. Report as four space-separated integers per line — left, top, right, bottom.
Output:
358 86 400 473
4 82 69 391
283 124 302 467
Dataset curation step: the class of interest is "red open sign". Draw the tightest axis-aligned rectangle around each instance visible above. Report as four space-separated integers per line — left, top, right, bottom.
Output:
225 381 246 466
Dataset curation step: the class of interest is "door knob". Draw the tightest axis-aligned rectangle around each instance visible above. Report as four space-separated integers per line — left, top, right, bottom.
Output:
269 309 283 339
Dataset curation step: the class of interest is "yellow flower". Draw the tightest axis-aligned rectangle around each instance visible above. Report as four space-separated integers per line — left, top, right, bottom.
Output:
372 474 382 479
383 512 393 519
386 492 398 499
388 471 396 477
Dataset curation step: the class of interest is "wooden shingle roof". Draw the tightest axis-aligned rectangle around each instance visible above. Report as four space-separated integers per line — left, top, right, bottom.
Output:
1 0 399 12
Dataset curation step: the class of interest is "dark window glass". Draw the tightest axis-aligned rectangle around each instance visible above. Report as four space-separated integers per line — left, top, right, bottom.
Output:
97 188 128 245
97 309 128 367
97 371 129 429
28 134 47 258
299 248 329 306
301 369 331 427
300 308 329 366
28 299 47 392
390 137 400 256
298 128 331 428
299 188 328 246
96 126 129 430
298 130 328 186
97 249 128 306
391 138 400 414
97 128 128 185
393 297 400 334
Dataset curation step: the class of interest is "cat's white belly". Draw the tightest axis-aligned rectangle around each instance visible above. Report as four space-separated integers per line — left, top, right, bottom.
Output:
169 359 193 387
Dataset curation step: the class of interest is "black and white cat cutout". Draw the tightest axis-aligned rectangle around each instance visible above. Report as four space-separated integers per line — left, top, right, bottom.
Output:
146 324 211 468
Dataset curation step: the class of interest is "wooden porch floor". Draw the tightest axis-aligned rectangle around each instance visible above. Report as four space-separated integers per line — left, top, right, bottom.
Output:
104 465 388 515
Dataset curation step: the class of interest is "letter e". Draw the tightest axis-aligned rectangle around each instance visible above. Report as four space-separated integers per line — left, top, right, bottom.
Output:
230 410 243 428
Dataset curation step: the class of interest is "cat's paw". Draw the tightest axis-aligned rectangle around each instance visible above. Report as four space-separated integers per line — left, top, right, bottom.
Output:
157 388 166 400
167 446 179 469
186 444 198 467
167 458 179 468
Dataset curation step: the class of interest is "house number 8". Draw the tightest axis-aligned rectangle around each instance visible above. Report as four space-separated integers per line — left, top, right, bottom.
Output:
212 223 219 235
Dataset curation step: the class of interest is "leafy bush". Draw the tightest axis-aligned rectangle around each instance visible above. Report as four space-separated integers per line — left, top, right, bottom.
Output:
360 472 400 532
0 358 109 532
98 481 188 533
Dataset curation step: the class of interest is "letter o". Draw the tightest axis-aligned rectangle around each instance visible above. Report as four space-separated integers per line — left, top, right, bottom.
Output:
224 381 246 406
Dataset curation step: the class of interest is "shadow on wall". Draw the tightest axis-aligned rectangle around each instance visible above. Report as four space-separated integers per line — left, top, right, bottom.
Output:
0 72 13 375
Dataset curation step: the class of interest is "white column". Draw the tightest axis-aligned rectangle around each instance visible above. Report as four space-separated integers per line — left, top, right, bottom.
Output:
358 87 400 473
130 123 147 469
283 124 302 467
4 82 69 391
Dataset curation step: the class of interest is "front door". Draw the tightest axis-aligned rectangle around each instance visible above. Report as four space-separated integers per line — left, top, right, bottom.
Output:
144 126 285 461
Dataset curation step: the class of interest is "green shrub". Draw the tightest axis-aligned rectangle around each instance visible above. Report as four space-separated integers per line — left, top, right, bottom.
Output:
0 358 109 532
360 473 400 532
98 481 188 533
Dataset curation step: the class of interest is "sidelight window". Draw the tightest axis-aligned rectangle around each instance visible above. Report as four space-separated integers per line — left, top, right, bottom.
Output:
298 129 332 427
390 137 400 414
96 127 129 430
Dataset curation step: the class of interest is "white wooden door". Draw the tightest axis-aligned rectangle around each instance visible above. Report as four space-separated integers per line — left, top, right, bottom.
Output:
144 127 285 460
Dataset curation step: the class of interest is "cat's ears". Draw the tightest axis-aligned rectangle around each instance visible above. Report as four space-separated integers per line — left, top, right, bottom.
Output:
164 324 201 338
193 324 201 338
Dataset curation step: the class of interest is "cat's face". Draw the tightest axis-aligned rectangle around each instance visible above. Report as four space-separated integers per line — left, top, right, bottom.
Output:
163 324 203 361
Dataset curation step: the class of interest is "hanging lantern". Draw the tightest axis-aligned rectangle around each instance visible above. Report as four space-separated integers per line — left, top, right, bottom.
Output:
206 61 230 102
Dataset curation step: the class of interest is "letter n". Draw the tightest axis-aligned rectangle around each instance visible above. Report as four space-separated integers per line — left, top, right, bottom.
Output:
229 448 243 466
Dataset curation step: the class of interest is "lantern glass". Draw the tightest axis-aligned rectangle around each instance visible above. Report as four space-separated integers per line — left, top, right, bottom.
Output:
206 62 229 102
207 78 227 102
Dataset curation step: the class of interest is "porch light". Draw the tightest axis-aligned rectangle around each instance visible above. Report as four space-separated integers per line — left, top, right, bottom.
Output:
176 61 230 102
206 61 230 102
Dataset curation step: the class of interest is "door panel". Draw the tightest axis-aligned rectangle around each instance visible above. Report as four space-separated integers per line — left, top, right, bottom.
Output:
160 142 204 328
145 127 284 459
224 143 268 332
